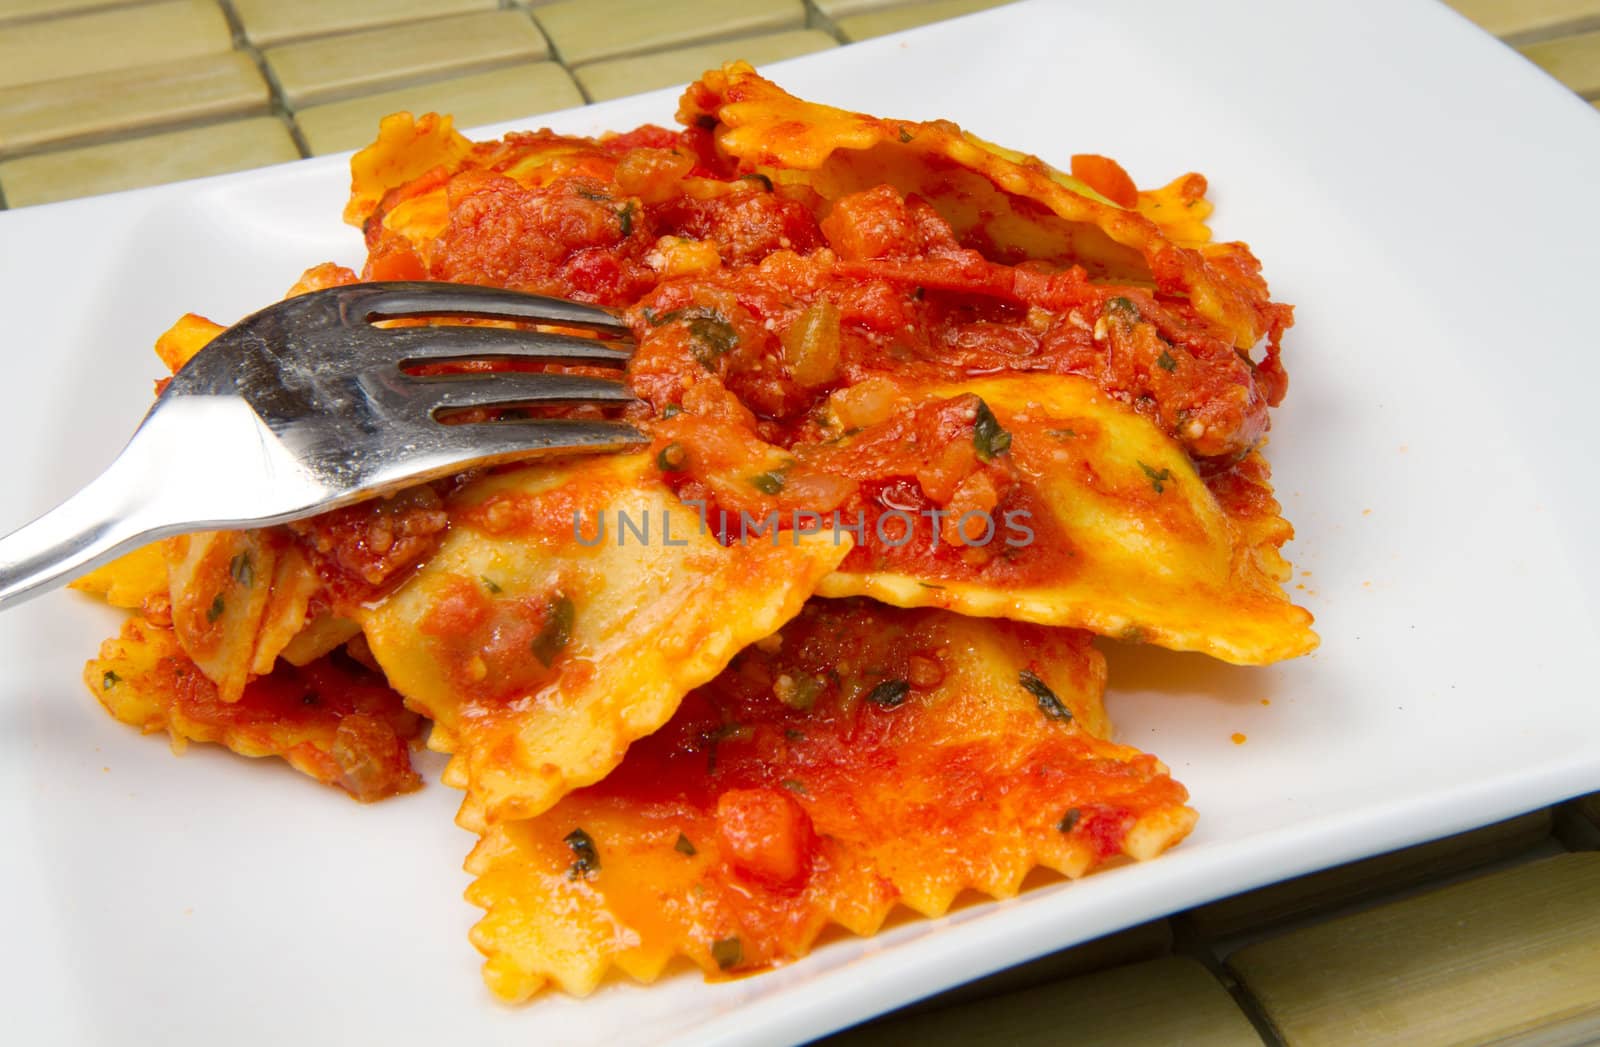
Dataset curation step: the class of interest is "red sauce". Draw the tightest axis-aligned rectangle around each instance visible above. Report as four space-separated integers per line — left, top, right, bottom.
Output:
526 600 1189 972
138 634 423 801
349 124 1294 580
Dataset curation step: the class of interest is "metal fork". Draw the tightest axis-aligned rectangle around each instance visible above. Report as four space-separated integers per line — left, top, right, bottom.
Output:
0 281 643 611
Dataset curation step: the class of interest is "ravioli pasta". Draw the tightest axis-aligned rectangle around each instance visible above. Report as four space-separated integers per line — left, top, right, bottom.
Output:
75 65 1312 998
467 600 1193 1000
360 452 848 827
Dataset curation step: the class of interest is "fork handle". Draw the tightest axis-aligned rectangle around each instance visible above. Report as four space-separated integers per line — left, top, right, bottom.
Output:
0 397 314 612
0 435 172 612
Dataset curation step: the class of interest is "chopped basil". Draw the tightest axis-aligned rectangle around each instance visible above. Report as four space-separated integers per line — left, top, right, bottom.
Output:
780 778 810 796
865 679 911 708
661 403 683 419
675 832 697 856
1137 461 1173 494
1157 349 1177 372
480 575 503 595
687 314 739 367
656 442 688 472
710 723 753 743
206 593 226 623
776 672 823 711
1057 807 1082 833
616 201 636 238
972 397 1012 461
1047 428 1078 441
784 728 807 742
741 172 774 191
748 469 786 495
101 670 120 690
1105 296 1140 321
1020 669 1072 722
229 552 254 587
564 828 600 879
711 936 743 970
531 593 575 667
897 127 914 143
917 581 946 590
574 186 611 201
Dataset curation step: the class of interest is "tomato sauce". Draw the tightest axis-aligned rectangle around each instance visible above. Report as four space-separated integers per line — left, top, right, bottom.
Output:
343 121 1293 595
518 600 1188 972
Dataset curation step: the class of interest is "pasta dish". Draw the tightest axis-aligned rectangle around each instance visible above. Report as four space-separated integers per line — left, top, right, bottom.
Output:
72 64 1315 999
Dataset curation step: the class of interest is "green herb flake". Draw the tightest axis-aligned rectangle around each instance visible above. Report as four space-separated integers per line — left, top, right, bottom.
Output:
656 442 688 472
780 778 810 796
687 313 739 368
616 201 636 238
741 172 774 191
564 827 600 880
775 672 823 712
101 670 120 690
480 575 503 595
1046 428 1078 441
1020 669 1073 723
228 552 254 587
711 936 743 970
1138 461 1173 494
748 469 786 495
675 832 697 857
711 723 754 743
1105 295 1140 321
531 592 575 667
897 127 914 143
1156 349 1177 372
784 728 807 742
865 679 911 709
1057 807 1082 833
917 581 946 590
661 403 683 419
574 186 611 201
1121 624 1148 643
206 593 226 623
972 397 1012 461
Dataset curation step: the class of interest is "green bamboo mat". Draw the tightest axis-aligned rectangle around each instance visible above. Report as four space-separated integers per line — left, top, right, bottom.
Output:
1 2 1598 1043
2 0 1594 207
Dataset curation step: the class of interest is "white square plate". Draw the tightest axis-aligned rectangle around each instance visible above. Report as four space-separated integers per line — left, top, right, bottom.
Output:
3 1 1599 1043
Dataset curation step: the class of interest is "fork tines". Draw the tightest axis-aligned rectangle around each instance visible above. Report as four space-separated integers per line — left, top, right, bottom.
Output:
346 282 640 427
353 281 632 336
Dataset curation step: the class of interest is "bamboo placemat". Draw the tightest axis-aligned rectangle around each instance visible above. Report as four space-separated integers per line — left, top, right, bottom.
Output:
1 2 1598 1043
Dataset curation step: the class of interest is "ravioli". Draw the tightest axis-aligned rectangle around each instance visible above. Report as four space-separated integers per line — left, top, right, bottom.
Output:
807 375 1315 664
360 452 850 827
466 599 1194 1000
87 616 422 801
67 64 1313 1001
678 62 1283 351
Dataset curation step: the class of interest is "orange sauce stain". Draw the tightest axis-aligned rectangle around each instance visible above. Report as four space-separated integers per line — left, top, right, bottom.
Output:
1230 732 1247 745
